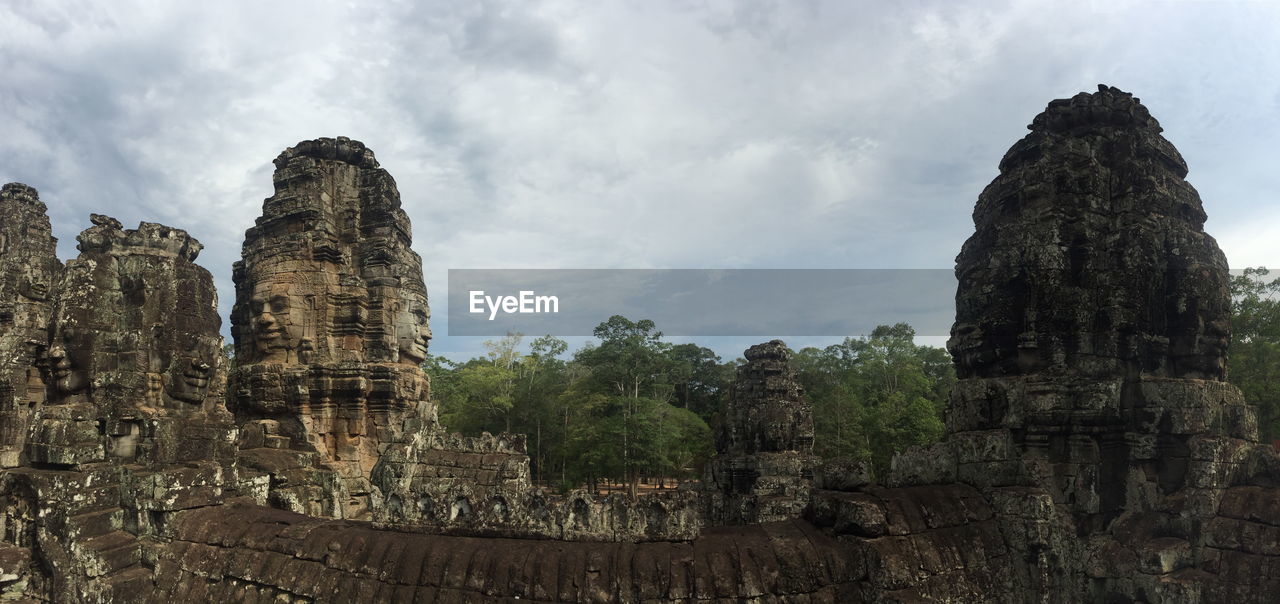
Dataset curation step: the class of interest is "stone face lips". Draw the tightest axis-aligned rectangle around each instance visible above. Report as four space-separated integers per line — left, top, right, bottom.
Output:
0 183 63 468
229 136 435 520
950 84 1229 382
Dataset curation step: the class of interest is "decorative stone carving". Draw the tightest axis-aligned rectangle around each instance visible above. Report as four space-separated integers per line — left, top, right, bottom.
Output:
228 137 436 519
2 215 233 602
949 85 1229 381
716 340 814 454
706 340 818 524
855 85 1280 600
0 184 62 468
940 86 1255 532
27 217 231 467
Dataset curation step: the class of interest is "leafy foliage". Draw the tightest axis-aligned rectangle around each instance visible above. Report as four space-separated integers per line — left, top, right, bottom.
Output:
430 318 724 494
429 318 951 491
427 272 1280 489
794 323 952 472
1230 267 1280 443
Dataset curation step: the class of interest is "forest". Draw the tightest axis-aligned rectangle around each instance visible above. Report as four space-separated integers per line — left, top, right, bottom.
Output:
423 268 1280 495
428 317 950 494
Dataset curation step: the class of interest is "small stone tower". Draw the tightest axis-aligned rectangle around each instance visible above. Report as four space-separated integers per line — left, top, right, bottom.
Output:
707 340 818 523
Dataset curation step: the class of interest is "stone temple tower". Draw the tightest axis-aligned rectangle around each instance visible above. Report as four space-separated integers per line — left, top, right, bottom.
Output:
0 184 63 468
229 137 435 519
944 85 1251 535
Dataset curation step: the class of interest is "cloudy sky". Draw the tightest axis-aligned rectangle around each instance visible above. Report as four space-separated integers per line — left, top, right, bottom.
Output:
3 0 1278 360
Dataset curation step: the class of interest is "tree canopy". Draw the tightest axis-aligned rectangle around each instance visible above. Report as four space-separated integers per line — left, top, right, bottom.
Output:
430 317 725 494
428 279 1280 490
429 317 954 492
1230 267 1280 443
794 323 951 472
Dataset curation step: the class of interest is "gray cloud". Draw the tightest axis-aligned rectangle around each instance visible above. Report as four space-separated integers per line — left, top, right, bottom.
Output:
2 0 1278 361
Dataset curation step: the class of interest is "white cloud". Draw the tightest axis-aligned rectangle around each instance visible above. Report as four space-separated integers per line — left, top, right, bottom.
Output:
2 0 1279 360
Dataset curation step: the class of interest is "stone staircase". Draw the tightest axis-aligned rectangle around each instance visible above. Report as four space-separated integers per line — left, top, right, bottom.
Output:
35 467 153 600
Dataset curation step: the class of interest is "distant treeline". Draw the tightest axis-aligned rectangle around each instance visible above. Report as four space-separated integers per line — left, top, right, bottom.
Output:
425 317 955 493
1230 268 1280 444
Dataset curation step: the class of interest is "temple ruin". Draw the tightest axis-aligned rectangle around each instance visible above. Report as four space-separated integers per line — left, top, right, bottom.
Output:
228 137 435 520
0 87 1277 601
0 183 62 469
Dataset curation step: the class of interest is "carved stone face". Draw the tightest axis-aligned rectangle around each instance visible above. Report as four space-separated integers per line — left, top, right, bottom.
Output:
164 335 217 404
17 274 49 302
250 282 296 362
47 327 90 395
395 299 431 365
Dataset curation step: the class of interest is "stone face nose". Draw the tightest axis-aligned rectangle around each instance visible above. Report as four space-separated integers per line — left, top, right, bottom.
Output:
47 345 69 368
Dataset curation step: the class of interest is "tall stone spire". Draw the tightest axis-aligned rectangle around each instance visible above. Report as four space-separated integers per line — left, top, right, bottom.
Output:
229 137 434 519
705 340 817 524
943 86 1253 528
0 183 63 467
949 84 1230 382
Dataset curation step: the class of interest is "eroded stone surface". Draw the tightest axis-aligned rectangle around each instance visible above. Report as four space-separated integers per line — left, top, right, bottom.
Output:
0 184 62 469
2 215 233 602
372 429 706 542
950 85 1229 381
228 137 435 519
706 340 819 524
155 500 870 602
870 85 1280 600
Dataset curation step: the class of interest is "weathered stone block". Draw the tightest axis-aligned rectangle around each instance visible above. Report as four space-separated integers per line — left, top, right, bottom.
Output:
888 443 957 487
814 458 874 491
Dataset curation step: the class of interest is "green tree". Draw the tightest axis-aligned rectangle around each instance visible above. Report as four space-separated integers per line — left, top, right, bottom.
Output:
517 335 570 483
1230 267 1280 443
434 334 522 434
794 340 867 459
794 323 950 473
572 316 675 496
651 402 714 483
576 316 672 399
423 354 462 425
664 343 733 423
